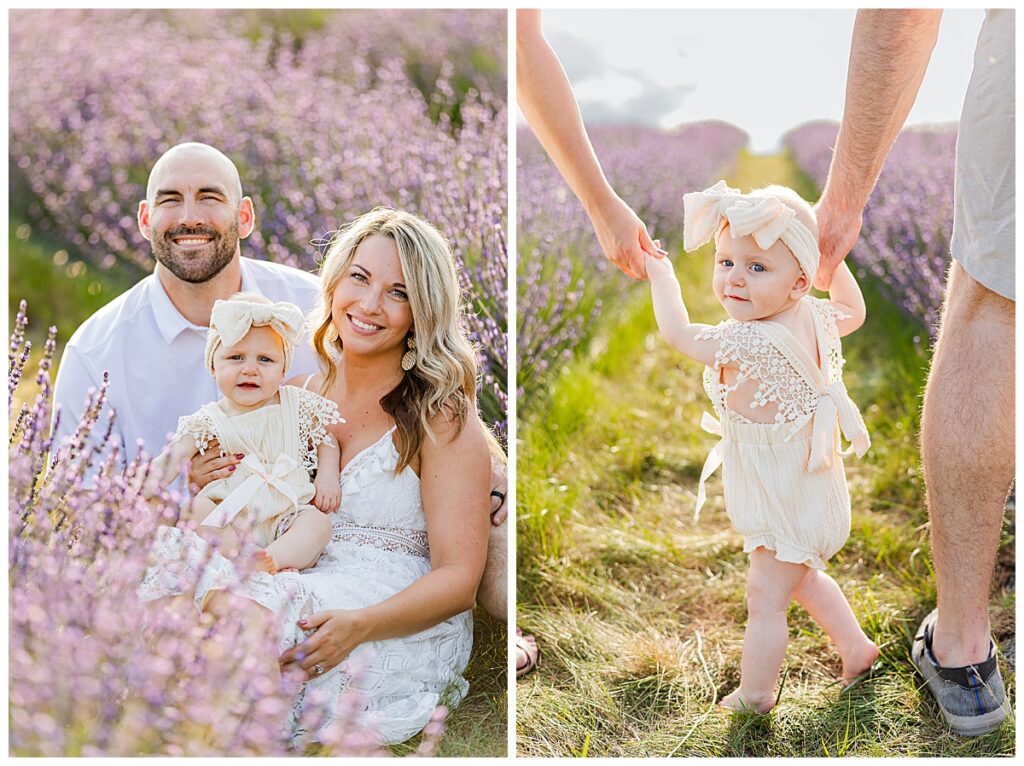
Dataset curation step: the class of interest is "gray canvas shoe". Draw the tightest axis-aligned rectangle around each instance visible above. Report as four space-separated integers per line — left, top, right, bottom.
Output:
912 609 1012 736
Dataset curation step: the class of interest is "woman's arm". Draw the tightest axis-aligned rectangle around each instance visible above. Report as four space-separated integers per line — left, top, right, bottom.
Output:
646 253 719 366
517 9 661 279
824 260 866 336
281 411 490 677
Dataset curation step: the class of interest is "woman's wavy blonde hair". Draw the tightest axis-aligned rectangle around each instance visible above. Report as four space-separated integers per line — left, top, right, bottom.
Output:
311 208 478 472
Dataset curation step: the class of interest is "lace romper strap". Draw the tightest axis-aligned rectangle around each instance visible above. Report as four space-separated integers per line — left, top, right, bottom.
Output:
302 373 317 391
758 309 869 470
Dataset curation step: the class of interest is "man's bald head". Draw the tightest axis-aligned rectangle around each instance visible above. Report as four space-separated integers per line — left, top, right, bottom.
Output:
145 142 244 205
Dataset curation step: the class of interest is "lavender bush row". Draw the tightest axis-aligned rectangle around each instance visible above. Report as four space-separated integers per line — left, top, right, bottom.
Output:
10 302 431 756
9 9 507 436
785 121 956 335
517 122 747 393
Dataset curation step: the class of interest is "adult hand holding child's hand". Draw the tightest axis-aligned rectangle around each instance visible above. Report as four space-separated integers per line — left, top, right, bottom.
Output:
188 438 242 493
813 197 862 291
589 195 667 280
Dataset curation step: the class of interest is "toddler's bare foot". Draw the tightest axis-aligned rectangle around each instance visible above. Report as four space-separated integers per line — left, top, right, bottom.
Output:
719 687 774 713
841 639 880 685
253 549 278 574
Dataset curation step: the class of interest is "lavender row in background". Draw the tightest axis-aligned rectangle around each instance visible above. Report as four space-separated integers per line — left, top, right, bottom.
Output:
516 122 748 394
9 9 507 435
785 121 956 337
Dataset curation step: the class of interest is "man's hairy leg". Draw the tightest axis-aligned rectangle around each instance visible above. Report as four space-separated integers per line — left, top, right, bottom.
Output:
476 521 507 621
921 262 1014 667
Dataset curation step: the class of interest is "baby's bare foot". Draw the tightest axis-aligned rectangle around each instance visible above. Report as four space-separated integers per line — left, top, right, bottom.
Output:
719 687 774 714
841 639 880 685
253 549 278 574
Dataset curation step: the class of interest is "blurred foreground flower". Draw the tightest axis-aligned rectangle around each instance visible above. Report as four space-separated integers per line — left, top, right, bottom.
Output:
9 301 448 756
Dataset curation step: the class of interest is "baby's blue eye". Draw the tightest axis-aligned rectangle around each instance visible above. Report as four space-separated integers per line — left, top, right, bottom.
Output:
720 259 734 268
751 263 766 273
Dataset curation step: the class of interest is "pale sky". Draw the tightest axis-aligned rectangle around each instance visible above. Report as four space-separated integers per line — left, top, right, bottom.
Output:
521 10 986 153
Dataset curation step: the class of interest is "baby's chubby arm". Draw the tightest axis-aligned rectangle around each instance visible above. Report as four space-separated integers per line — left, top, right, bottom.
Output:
645 252 720 367
312 439 341 514
824 261 866 336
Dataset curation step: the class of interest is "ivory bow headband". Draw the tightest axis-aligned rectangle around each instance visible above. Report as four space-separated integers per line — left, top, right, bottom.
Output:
204 298 306 373
683 181 819 285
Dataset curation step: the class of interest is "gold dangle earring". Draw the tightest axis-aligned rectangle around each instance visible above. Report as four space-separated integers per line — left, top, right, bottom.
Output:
401 335 417 371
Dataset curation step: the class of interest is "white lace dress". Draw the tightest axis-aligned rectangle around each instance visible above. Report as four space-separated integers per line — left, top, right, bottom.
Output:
692 297 870 569
139 426 473 747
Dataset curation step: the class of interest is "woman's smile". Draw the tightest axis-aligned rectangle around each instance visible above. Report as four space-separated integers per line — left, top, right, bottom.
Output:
348 314 385 334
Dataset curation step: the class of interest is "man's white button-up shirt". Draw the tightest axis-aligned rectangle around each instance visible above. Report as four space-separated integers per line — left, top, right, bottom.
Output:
51 257 322 470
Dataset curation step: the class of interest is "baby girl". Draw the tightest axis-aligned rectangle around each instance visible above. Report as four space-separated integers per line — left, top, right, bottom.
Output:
645 181 879 712
145 293 343 575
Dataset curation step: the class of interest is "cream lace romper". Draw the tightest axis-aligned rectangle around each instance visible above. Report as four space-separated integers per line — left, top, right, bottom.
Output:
174 385 342 547
693 297 870 569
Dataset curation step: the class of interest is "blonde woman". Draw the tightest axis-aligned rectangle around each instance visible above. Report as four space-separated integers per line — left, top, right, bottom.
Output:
267 207 491 744
174 208 492 746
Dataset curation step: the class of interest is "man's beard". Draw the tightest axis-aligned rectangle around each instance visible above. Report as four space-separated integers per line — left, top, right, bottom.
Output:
152 221 238 284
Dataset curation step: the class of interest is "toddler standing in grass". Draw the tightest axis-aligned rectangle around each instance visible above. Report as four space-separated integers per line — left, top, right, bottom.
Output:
645 181 879 712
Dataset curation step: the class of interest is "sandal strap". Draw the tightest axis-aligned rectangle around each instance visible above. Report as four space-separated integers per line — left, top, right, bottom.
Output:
918 620 998 689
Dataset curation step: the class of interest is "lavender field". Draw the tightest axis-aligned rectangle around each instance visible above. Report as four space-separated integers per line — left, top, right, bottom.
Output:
10 9 507 433
785 121 957 337
516 122 747 394
10 9 506 757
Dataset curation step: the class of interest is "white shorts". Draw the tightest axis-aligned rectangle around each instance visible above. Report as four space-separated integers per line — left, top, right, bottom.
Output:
951 9 1015 301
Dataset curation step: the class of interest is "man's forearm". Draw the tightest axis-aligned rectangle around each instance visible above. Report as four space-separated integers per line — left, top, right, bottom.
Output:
822 10 942 215
516 9 617 215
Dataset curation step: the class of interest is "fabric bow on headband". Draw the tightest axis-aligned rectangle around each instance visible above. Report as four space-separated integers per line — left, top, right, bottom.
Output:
683 180 819 285
204 298 306 373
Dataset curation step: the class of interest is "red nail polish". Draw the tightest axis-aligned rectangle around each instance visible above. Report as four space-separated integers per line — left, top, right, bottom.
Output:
228 465 236 472
235 453 244 459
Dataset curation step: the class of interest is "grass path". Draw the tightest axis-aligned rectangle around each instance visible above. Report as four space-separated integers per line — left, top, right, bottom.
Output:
515 151 1015 757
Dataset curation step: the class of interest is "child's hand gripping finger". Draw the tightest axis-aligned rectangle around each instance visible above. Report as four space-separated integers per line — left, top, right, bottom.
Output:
644 244 677 282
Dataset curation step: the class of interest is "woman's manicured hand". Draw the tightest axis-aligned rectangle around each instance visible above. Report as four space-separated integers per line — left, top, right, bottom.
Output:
279 609 370 680
590 196 666 280
187 439 242 493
